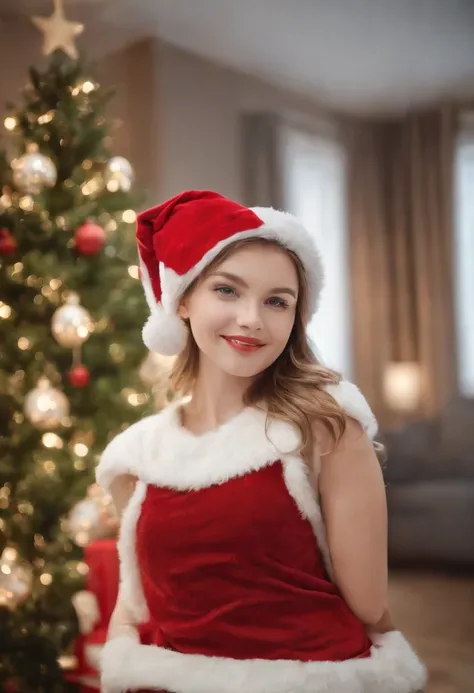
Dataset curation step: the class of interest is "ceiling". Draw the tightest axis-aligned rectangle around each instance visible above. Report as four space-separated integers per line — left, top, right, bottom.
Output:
3 0 474 114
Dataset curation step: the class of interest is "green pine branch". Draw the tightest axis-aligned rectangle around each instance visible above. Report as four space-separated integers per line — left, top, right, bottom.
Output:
0 50 153 692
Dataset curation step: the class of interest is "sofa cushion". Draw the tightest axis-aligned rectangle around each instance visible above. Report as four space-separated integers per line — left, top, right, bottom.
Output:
387 480 474 564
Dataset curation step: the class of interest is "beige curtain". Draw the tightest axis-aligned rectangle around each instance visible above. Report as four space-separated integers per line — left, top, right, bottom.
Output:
393 110 457 417
347 109 457 425
240 113 284 208
346 123 393 423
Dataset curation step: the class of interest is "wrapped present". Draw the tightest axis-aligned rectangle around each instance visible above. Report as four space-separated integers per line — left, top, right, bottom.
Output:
69 539 154 691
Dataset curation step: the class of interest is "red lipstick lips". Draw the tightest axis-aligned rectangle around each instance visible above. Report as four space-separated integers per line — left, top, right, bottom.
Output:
222 335 265 353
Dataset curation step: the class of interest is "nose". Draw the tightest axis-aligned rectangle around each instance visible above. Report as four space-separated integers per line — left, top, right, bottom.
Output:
235 299 263 331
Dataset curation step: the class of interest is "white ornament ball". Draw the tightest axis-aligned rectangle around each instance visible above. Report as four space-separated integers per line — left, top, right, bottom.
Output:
67 484 118 547
24 378 69 430
12 151 57 195
52 293 93 348
104 156 134 193
0 547 33 608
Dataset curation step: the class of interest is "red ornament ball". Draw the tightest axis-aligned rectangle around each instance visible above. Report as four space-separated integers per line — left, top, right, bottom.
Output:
68 364 90 388
0 228 17 255
74 221 106 256
4 680 19 693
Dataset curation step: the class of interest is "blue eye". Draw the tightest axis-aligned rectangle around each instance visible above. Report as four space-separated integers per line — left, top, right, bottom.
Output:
267 297 289 309
214 285 237 297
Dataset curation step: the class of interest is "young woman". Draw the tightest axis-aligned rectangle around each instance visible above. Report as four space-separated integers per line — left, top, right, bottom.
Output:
96 190 426 693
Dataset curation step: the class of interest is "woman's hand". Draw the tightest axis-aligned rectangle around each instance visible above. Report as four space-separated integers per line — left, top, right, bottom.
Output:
367 607 396 634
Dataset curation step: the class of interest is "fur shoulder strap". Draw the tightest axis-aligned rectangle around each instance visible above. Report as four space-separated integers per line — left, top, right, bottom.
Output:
95 411 165 492
324 380 378 439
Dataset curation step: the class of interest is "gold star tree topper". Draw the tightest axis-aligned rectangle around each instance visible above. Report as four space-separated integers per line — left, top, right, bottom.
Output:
31 0 84 60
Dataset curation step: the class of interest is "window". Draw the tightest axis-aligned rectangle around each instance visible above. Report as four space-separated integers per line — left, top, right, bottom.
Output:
454 131 474 397
281 126 351 377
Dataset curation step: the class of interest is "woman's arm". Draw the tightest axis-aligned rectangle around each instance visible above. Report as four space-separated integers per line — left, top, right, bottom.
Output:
316 418 391 629
370 606 396 634
106 473 140 641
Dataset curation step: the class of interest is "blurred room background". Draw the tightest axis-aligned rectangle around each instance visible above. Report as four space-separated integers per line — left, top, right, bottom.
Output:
1 2 473 692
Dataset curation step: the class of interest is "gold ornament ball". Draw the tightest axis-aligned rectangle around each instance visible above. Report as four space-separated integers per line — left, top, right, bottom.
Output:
0 547 33 608
52 293 93 348
12 152 57 195
104 156 134 193
24 377 70 430
67 484 118 547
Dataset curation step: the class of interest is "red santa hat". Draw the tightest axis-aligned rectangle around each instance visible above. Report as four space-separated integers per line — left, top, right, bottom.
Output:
136 190 324 356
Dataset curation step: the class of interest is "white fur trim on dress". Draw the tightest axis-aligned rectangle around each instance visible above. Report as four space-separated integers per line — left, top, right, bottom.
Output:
95 415 158 492
139 207 325 355
281 455 333 578
100 630 426 693
325 380 378 439
116 480 149 623
95 432 136 492
96 382 377 493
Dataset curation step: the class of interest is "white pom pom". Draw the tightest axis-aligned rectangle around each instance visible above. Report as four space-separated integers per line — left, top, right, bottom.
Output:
142 304 188 356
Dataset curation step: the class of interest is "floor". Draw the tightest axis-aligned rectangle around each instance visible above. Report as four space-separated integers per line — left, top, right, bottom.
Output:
388 571 474 693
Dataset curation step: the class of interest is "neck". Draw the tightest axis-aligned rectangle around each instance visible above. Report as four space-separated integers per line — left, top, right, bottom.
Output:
183 354 254 433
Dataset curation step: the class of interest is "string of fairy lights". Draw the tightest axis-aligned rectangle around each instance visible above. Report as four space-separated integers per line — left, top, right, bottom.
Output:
0 42 176 628
0 2 177 618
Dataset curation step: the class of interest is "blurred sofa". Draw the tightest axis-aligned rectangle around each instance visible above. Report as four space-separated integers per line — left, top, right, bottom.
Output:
382 398 474 568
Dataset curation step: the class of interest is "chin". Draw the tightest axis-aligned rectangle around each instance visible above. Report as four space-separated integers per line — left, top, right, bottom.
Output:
216 348 280 379
196 338 284 379
219 360 266 379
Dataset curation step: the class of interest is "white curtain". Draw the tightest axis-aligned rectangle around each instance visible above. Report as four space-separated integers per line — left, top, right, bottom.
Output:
281 127 351 377
454 131 474 398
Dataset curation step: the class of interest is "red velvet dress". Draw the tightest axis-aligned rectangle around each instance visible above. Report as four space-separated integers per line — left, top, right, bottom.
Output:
137 463 371 662
96 384 426 693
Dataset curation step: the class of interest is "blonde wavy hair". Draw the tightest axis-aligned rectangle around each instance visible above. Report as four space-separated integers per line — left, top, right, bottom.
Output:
168 237 357 460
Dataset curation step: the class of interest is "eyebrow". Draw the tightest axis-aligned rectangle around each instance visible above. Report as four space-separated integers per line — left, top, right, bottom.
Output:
211 271 298 299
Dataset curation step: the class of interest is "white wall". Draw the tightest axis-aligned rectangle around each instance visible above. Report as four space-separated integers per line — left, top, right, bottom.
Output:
98 40 161 197
156 42 338 203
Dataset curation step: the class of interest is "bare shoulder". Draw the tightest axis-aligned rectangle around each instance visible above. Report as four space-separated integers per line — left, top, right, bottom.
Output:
315 415 384 498
109 473 138 516
312 414 367 453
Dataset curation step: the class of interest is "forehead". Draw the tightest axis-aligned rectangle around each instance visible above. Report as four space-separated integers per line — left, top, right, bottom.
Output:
214 243 299 284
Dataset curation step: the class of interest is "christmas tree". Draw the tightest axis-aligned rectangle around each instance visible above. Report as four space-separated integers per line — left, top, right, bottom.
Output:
0 4 159 690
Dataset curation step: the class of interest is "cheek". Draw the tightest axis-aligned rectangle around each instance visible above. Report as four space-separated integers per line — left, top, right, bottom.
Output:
267 310 296 343
188 296 232 339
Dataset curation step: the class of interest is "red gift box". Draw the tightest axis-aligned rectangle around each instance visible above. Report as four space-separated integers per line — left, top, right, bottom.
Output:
67 539 153 692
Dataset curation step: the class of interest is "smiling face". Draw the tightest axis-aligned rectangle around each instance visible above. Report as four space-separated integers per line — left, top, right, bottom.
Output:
179 241 300 379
